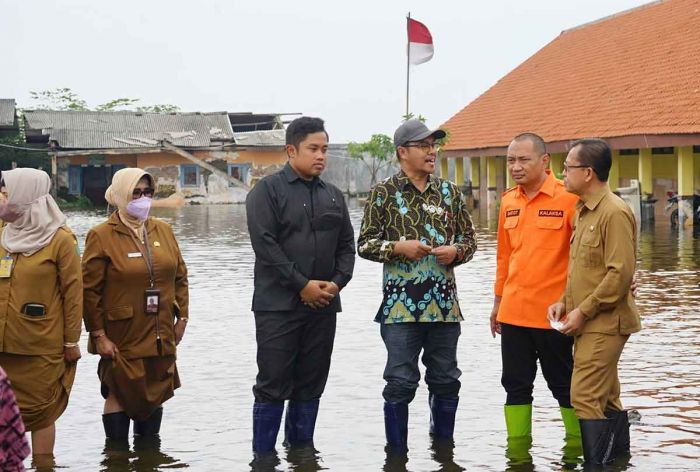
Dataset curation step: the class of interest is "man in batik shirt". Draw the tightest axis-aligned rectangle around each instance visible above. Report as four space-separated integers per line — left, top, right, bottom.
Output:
358 119 477 451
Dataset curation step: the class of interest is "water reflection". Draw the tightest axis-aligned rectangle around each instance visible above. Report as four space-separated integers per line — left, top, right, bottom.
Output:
24 204 699 471
100 436 185 471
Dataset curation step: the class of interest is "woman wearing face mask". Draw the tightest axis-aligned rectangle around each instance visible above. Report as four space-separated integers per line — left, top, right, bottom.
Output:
82 168 189 441
0 168 82 466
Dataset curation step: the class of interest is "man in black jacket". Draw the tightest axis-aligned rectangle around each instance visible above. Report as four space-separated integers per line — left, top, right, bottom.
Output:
246 117 355 456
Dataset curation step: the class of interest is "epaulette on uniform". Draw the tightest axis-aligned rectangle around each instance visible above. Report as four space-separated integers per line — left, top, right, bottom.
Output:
502 186 518 196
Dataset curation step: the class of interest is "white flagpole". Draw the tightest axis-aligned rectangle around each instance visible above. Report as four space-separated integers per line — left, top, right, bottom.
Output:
406 12 411 118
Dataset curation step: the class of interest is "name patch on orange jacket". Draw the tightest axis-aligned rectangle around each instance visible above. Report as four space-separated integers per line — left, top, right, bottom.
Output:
538 209 564 218
505 209 520 217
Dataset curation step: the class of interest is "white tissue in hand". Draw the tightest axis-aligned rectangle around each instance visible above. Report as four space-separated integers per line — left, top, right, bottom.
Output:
549 319 565 331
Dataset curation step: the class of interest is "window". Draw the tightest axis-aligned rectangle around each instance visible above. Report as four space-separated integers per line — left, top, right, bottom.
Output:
228 164 250 187
68 165 83 195
180 164 200 187
111 164 126 176
651 147 674 155
619 149 639 156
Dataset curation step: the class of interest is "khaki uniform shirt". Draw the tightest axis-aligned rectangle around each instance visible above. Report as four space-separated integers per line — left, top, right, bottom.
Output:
0 227 82 355
564 187 641 335
82 213 188 359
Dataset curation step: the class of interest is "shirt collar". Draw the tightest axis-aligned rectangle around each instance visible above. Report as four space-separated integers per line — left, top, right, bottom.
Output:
395 170 439 193
516 169 556 199
283 162 325 187
580 184 610 211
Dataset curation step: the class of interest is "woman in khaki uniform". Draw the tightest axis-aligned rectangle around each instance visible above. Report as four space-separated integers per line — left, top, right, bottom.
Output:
82 168 188 440
0 168 82 464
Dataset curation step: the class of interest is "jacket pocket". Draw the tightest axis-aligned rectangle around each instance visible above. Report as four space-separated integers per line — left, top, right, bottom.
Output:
580 232 601 267
105 305 134 345
311 210 343 232
106 305 134 321
503 215 519 229
535 217 564 249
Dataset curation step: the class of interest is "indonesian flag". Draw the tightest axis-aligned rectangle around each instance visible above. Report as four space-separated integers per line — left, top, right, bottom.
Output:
407 18 434 65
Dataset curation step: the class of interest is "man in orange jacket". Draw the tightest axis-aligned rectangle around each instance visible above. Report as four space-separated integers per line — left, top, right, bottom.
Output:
490 133 581 450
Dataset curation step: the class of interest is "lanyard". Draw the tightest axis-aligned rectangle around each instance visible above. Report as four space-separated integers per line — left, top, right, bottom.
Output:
128 227 155 288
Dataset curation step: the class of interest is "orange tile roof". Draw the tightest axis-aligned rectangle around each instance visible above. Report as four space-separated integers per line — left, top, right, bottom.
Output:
442 0 700 154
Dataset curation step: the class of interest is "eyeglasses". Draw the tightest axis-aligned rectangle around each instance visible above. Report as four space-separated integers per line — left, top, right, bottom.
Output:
132 188 155 198
403 142 440 152
562 163 590 172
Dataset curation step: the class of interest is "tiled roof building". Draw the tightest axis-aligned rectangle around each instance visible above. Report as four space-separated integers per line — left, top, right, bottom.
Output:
440 0 700 225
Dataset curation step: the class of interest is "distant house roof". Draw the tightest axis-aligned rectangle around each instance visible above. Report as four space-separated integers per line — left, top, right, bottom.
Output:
24 110 235 149
442 0 700 155
0 99 17 128
229 113 284 132
233 130 286 147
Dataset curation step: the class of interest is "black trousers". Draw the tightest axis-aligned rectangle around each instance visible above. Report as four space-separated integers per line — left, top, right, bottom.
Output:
501 323 573 407
253 311 337 404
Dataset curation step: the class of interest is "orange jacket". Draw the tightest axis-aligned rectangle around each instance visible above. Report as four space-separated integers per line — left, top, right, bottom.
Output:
495 172 579 329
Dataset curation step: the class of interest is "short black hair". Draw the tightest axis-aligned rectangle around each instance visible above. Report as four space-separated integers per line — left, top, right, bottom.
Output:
512 132 547 155
570 138 612 182
285 117 329 148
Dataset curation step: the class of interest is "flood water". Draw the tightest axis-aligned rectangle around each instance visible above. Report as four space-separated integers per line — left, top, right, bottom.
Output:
27 201 699 471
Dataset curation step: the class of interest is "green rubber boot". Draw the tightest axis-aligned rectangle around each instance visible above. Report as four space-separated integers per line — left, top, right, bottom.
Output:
560 407 581 438
504 404 532 438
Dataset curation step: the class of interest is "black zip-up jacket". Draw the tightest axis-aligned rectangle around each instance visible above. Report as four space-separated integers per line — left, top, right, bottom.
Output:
246 163 355 313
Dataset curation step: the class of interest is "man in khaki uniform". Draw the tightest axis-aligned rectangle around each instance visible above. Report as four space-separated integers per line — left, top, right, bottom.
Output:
548 138 641 465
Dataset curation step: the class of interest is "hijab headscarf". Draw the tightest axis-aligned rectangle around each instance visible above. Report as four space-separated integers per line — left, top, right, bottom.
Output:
105 168 154 238
0 168 67 256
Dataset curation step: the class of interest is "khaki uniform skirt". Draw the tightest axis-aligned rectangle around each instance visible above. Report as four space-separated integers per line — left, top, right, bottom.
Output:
0 352 76 431
99 353 180 421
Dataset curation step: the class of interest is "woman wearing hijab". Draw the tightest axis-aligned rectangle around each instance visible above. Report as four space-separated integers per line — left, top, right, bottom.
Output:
0 168 82 464
82 168 189 440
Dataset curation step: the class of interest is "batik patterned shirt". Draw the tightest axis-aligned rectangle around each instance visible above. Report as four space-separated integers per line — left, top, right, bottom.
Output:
0 368 29 471
358 171 477 323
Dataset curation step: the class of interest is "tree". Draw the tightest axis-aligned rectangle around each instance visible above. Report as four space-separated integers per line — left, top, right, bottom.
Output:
29 88 88 110
28 88 180 113
401 112 426 123
348 134 395 187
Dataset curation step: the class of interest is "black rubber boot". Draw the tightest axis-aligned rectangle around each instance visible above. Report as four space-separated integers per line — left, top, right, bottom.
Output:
579 418 615 465
384 401 409 452
284 398 320 447
253 402 284 455
606 410 630 456
134 407 163 436
429 393 459 439
102 411 131 440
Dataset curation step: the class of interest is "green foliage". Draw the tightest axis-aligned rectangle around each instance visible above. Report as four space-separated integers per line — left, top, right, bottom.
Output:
56 195 93 210
402 112 426 123
348 134 395 186
348 134 394 162
29 88 88 110
95 98 141 111
28 88 179 114
0 131 51 173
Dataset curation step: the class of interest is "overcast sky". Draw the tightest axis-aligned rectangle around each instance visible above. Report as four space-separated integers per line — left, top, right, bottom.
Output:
2 0 648 142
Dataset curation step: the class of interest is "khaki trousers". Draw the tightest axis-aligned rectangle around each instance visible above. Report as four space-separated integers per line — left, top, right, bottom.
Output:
571 332 629 419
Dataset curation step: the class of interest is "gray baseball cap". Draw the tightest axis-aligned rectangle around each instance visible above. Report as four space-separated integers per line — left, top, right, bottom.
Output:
393 119 446 147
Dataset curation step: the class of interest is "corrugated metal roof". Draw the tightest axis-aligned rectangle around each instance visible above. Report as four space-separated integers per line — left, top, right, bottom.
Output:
23 110 234 149
233 130 286 146
0 99 17 128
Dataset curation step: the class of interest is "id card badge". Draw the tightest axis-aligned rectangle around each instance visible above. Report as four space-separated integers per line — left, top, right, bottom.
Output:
144 288 161 314
0 256 13 278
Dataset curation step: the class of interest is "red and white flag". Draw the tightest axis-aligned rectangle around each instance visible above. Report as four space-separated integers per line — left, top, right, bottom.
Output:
407 18 434 65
